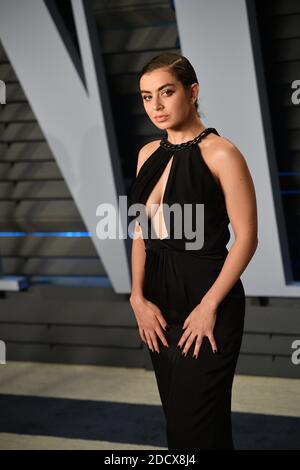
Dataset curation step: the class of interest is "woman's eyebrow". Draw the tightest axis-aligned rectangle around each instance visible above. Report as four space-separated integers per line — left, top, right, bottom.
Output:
140 83 175 94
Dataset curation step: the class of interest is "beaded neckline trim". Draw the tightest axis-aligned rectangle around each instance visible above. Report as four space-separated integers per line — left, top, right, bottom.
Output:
160 127 216 150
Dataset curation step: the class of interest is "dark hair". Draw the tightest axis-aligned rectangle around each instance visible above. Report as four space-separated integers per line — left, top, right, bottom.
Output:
138 52 200 117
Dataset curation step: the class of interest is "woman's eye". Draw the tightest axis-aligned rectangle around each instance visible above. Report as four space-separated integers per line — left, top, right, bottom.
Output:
142 90 173 101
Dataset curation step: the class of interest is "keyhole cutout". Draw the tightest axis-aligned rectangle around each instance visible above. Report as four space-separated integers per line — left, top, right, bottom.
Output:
145 154 175 240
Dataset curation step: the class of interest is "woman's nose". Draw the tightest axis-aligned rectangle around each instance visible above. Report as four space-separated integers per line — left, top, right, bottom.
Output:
153 103 163 111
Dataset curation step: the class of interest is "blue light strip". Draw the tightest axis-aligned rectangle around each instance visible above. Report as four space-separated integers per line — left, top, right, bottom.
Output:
281 190 300 195
0 275 111 288
26 275 111 287
0 231 91 237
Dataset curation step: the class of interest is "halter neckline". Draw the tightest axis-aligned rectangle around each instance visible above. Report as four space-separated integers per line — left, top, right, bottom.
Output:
160 127 217 150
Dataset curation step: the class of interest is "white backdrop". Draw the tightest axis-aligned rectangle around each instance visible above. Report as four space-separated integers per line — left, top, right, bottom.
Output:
174 0 299 297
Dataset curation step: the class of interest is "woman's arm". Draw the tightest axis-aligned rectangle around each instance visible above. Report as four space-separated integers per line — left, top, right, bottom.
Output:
201 138 258 309
129 142 170 353
129 142 153 302
177 138 258 357
130 221 146 301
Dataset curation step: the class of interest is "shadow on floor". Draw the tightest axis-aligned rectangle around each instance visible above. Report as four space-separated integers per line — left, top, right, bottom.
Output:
0 394 299 449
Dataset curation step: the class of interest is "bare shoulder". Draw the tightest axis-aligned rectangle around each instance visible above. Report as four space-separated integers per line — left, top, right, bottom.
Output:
136 139 161 176
200 133 249 181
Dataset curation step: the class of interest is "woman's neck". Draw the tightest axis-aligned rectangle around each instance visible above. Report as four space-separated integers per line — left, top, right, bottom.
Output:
165 120 206 144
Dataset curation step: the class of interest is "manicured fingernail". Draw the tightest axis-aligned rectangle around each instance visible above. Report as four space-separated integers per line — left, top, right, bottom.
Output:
182 352 186 357
177 344 181 349
193 355 197 359
213 349 218 354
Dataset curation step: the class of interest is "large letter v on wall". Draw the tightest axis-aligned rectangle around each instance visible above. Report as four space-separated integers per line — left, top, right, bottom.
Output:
0 0 131 293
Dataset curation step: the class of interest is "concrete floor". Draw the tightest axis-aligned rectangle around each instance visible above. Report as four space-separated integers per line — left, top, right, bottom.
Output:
0 361 299 450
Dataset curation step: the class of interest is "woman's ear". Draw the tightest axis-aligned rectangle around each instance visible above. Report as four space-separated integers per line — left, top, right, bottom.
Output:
191 82 199 99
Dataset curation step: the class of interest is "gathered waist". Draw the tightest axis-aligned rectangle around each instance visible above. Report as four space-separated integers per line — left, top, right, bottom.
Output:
145 242 228 260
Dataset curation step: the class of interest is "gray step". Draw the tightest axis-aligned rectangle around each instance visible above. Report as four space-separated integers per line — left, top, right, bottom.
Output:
0 63 18 82
104 48 178 75
0 298 135 325
0 181 71 199
244 305 300 335
5 283 129 301
0 142 53 161
93 0 175 28
0 161 63 180
273 14 300 39
3 343 144 368
275 37 300 61
236 354 300 379
1 256 106 276
0 199 82 218
281 106 300 129
0 324 139 348
0 103 36 123
277 61 300 85
271 1 300 15
286 129 300 151
0 123 44 142
241 333 298 356
5 83 26 101
99 24 178 54
0 234 97 257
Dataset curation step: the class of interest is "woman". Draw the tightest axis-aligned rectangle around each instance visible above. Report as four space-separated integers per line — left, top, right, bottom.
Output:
128 52 258 450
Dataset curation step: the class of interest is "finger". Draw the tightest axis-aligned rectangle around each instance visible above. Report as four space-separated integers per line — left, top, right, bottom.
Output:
177 328 192 349
155 327 169 348
182 317 190 330
145 331 154 352
153 309 169 331
207 333 218 353
181 333 197 356
149 331 161 354
193 335 204 358
139 327 147 344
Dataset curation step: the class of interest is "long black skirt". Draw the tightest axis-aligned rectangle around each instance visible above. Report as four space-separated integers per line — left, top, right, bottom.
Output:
143 246 246 450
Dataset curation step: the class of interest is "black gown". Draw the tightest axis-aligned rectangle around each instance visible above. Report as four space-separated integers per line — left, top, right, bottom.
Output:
128 127 246 450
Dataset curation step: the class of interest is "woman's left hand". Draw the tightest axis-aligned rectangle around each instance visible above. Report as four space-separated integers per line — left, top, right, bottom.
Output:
177 297 219 358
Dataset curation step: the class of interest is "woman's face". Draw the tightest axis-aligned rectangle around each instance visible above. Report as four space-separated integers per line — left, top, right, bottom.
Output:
140 68 197 129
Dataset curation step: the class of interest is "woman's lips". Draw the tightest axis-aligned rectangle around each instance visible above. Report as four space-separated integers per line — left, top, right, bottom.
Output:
155 115 169 122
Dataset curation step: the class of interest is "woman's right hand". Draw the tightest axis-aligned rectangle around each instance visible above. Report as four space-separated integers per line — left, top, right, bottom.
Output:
130 295 169 353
